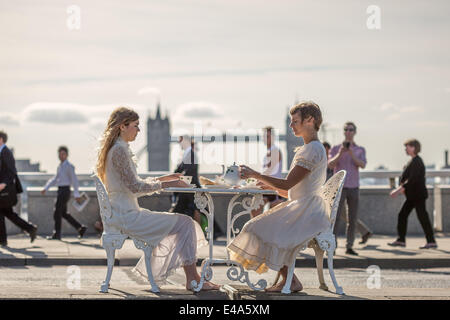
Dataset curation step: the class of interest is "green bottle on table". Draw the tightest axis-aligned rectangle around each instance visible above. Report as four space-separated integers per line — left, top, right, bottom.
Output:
200 214 208 234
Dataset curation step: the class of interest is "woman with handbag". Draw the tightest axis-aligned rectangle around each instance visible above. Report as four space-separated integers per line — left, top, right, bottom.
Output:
0 131 38 246
388 139 437 249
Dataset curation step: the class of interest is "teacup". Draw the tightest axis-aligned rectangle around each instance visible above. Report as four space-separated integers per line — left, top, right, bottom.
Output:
180 176 193 184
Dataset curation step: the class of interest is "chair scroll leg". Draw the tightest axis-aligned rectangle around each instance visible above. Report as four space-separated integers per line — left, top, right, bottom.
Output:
326 249 344 295
100 245 115 293
312 244 328 291
143 247 160 293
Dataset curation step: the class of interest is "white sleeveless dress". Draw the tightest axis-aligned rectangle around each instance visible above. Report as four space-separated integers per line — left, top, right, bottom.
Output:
104 137 207 284
227 140 330 274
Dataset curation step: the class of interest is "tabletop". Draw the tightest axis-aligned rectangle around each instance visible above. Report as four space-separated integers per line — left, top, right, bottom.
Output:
162 187 278 195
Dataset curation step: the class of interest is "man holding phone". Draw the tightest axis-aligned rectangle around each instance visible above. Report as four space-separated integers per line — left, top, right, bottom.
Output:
328 122 372 255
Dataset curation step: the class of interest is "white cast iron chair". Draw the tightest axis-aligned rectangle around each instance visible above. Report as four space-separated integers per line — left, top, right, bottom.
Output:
279 170 347 295
93 175 160 293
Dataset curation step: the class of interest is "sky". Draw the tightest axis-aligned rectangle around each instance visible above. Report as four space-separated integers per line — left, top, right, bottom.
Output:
1 0 449 173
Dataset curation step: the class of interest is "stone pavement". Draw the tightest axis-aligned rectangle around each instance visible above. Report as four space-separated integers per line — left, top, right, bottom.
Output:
1 233 449 300
1 233 449 269
1 265 449 300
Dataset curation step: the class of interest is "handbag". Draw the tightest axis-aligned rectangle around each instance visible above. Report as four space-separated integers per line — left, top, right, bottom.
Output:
0 146 20 207
15 174 23 194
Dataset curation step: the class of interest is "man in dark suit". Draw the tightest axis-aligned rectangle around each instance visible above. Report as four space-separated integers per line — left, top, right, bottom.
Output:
0 131 37 246
170 136 201 221
169 136 223 239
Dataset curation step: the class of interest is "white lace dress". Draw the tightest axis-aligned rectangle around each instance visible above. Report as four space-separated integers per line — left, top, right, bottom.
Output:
227 140 330 274
104 137 207 284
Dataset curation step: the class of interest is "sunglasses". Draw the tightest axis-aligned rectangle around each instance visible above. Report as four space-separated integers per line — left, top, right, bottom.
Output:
344 128 355 132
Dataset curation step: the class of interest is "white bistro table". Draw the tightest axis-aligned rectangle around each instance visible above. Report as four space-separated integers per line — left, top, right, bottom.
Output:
162 186 278 292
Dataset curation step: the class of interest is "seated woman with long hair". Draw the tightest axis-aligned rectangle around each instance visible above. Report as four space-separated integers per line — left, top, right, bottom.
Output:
96 106 220 291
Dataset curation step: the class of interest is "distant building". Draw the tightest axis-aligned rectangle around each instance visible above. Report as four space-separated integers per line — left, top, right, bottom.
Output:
145 101 306 172
16 159 41 172
147 102 171 171
9 148 41 172
443 150 450 169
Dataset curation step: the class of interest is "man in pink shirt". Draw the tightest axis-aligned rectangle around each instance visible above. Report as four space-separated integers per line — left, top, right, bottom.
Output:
328 122 372 255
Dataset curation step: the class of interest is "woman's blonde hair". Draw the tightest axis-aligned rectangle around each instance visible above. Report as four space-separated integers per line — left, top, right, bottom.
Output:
96 107 139 182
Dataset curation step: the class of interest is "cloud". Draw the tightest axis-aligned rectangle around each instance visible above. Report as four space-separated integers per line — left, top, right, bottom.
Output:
170 101 250 133
19 102 152 126
23 103 88 124
380 102 396 111
379 102 424 121
0 113 20 126
174 102 224 119
416 120 449 127
386 113 401 121
137 86 161 96
399 106 424 113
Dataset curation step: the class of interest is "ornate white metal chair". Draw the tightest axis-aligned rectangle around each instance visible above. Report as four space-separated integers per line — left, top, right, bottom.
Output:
93 175 160 293
280 170 347 295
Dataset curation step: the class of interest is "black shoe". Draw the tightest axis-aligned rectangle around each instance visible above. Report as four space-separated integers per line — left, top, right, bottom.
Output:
29 225 38 243
0 241 7 247
359 232 373 245
419 242 438 249
78 226 87 239
345 248 358 256
387 240 406 247
46 234 61 240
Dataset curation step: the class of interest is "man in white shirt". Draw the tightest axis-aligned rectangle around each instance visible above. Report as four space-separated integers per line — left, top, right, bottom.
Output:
250 126 284 218
41 146 87 240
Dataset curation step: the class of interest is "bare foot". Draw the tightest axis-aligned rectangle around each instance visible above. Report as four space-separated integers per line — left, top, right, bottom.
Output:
265 281 285 292
201 281 221 291
186 281 220 292
265 279 303 292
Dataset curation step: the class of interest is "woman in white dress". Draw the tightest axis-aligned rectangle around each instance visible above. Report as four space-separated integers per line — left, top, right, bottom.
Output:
95 107 220 291
228 101 330 292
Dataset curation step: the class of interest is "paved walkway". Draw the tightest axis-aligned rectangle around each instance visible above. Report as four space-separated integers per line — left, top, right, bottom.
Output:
1 233 449 300
1 233 449 268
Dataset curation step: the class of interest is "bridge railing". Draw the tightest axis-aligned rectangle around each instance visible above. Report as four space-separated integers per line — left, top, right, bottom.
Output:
17 169 450 187
15 170 450 232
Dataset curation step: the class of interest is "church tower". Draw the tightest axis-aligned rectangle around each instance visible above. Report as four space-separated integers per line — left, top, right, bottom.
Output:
147 101 171 171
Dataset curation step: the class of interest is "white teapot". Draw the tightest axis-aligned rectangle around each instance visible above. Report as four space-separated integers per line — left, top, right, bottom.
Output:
223 162 241 186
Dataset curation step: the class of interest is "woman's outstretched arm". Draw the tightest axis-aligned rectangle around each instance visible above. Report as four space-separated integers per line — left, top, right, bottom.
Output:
257 182 289 199
241 165 311 192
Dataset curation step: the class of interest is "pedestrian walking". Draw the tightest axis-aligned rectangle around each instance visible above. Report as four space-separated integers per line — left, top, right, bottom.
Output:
0 130 37 246
328 122 372 255
41 146 87 240
388 139 437 249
